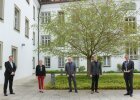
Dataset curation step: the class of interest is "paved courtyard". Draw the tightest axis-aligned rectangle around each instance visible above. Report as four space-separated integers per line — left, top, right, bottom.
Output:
0 75 140 100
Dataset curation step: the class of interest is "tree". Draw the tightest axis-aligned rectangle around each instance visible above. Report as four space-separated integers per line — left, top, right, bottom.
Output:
40 0 140 75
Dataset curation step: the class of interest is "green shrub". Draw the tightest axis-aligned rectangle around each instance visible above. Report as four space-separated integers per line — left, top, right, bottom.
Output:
78 66 86 72
105 71 117 73
134 69 140 73
45 74 140 90
117 64 122 72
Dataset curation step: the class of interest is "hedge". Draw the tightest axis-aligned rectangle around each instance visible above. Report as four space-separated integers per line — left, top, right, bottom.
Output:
45 74 140 90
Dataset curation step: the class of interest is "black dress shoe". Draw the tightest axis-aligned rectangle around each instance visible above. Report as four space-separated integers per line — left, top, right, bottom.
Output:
124 93 129 95
95 91 99 93
69 90 72 92
4 94 8 96
10 92 15 94
130 94 133 97
75 90 78 93
91 91 94 94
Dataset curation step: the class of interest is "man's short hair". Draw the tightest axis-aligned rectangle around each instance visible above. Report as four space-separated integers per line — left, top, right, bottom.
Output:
9 55 13 58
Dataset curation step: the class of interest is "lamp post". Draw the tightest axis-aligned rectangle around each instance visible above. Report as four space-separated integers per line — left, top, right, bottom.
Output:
38 1 42 64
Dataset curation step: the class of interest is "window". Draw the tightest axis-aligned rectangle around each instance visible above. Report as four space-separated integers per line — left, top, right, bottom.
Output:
124 17 136 34
71 11 80 23
0 41 3 69
32 57 35 69
41 35 51 46
26 0 30 4
125 42 138 60
124 2 136 10
41 12 51 24
25 18 29 38
73 57 79 68
14 6 20 31
12 46 18 65
33 32 35 45
103 56 111 67
33 6 35 20
58 11 64 23
58 57 64 68
0 0 4 20
44 57 51 68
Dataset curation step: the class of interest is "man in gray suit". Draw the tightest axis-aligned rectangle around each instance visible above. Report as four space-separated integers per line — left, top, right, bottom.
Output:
65 57 78 93
90 55 102 94
122 54 134 97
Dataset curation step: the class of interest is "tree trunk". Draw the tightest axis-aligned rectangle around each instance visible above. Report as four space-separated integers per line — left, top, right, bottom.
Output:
87 57 91 75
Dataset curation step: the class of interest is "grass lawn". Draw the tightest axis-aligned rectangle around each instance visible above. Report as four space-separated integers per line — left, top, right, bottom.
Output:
45 73 140 90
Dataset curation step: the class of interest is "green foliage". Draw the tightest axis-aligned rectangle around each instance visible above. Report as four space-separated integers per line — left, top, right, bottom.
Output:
134 69 140 73
47 70 63 74
40 0 140 56
39 0 140 74
45 74 140 90
78 66 86 72
117 64 122 72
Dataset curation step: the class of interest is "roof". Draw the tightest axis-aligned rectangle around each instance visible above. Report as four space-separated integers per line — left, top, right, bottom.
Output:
38 0 79 5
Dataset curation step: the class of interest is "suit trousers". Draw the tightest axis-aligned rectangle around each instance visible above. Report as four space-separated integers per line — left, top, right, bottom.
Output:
4 75 14 94
124 74 133 94
68 75 77 91
91 75 99 91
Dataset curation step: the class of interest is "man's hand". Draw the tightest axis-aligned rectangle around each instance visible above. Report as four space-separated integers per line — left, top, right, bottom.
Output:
72 74 74 77
66 75 69 77
90 75 92 78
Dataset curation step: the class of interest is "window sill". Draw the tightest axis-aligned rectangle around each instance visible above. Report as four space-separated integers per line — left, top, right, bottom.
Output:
130 58 138 60
58 67 64 68
14 28 20 32
103 65 111 67
46 67 50 68
0 18 4 22
25 35 29 38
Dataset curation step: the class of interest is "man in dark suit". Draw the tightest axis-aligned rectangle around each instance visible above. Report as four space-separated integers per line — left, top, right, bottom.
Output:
4 55 17 96
65 56 78 93
90 55 102 94
122 54 134 97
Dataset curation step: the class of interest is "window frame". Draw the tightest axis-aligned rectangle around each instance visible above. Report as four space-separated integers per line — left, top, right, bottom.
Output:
73 57 79 68
0 41 3 70
44 56 51 68
103 56 111 67
0 0 4 21
41 35 51 46
25 17 29 38
41 12 51 24
58 57 65 68
11 46 18 65
33 32 35 45
14 5 20 32
33 6 35 20
26 0 30 4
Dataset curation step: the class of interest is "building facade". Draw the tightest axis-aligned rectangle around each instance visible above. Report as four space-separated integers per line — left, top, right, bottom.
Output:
0 0 140 84
0 0 39 84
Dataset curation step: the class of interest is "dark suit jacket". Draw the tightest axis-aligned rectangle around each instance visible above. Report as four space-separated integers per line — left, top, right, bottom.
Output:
65 62 76 75
4 61 16 76
36 65 46 76
122 60 134 76
90 61 102 75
